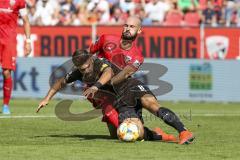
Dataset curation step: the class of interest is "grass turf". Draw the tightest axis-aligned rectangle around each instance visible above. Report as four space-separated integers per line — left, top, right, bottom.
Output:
0 99 240 160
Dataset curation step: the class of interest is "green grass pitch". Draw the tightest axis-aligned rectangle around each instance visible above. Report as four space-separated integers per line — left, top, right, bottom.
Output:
0 99 240 160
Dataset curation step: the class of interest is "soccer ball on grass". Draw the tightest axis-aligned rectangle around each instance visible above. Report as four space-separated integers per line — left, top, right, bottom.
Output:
117 121 140 142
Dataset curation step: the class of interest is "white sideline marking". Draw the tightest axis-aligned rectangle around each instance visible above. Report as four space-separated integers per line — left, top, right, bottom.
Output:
191 113 240 116
0 115 56 119
0 114 239 119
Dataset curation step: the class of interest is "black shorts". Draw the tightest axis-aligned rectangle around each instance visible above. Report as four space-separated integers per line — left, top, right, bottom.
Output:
114 78 155 123
117 100 144 124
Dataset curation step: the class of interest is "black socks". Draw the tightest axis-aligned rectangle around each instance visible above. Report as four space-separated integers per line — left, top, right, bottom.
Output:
157 107 186 133
143 127 162 141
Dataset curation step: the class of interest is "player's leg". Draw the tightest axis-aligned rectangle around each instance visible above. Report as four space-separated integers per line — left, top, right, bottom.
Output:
87 90 120 137
101 101 119 128
124 80 193 144
119 117 177 142
140 94 195 144
2 70 13 115
106 122 118 139
101 96 171 140
117 100 176 142
2 69 12 106
119 114 175 142
101 97 120 138
115 79 176 142
116 82 177 142
1 42 16 114
86 97 119 137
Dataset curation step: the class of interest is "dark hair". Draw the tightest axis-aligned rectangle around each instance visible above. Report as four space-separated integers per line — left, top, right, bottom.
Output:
72 49 91 67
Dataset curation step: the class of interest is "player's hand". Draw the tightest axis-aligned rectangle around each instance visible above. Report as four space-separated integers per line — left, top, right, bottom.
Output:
24 42 32 57
83 86 98 98
36 98 49 113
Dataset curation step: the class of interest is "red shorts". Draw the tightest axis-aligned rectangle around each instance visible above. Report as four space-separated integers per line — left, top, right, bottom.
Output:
0 41 16 70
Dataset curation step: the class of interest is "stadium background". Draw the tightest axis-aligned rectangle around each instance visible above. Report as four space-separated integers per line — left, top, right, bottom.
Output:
6 0 240 102
10 25 240 102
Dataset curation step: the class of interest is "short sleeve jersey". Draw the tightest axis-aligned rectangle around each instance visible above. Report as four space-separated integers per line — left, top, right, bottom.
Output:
64 58 112 86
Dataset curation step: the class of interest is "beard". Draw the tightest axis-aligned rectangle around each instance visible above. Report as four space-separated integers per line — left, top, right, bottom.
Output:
121 31 138 41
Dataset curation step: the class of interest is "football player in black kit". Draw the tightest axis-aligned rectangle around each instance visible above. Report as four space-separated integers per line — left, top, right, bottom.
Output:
37 50 194 144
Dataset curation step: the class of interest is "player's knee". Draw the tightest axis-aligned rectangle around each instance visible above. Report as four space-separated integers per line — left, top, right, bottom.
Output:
141 95 159 112
2 69 12 79
141 95 151 106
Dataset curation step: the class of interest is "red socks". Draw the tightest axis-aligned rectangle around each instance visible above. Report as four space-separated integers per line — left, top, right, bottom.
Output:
102 104 119 128
3 77 12 105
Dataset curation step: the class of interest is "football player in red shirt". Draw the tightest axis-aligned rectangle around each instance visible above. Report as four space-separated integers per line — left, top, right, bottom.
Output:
0 0 32 114
90 16 143 81
88 16 145 137
89 16 175 140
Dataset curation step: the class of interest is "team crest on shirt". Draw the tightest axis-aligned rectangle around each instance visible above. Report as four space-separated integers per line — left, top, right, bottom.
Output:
125 55 132 63
103 42 117 52
132 60 141 68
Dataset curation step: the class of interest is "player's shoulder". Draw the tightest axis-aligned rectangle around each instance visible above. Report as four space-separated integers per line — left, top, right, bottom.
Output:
68 67 81 76
64 67 82 83
93 57 112 73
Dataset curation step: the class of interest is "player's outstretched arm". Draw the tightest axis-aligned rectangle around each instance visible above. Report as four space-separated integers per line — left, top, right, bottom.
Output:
36 78 66 113
111 65 136 85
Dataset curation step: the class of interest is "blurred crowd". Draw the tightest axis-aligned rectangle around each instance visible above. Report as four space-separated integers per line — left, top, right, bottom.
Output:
24 0 240 27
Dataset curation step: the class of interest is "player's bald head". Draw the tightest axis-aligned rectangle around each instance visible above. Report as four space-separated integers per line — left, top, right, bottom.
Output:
121 16 142 41
126 16 142 29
